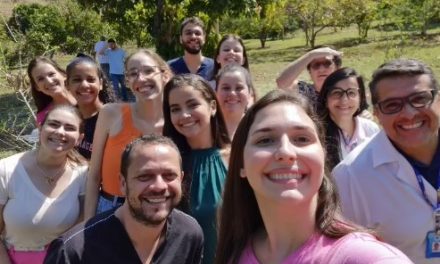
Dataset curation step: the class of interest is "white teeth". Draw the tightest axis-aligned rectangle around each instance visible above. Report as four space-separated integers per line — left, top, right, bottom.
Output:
147 197 166 203
181 121 196 127
401 121 423 130
268 173 301 180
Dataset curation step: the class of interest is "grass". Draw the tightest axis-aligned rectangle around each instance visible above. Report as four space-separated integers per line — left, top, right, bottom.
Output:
1 25 440 157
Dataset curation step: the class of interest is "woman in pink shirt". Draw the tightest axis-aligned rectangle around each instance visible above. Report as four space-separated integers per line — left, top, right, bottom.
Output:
216 90 412 264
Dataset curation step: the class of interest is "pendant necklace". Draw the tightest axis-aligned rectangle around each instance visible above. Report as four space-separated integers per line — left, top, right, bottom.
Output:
35 154 68 186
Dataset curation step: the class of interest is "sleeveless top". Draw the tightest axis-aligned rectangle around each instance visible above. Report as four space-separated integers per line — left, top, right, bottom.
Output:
188 148 227 264
101 105 141 196
76 113 99 160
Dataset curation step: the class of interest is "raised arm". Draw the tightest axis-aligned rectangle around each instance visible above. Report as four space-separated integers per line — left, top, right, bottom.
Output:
84 104 114 220
276 47 342 91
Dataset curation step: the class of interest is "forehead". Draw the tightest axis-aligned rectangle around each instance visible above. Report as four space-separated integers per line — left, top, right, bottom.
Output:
46 109 80 125
127 53 157 69
70 63 98 75
128 144 181 172
333 77 359 88
32 62 57 75
250 102 316 132
220 38 242 48
375 74 432 100
182 23 203 32
220 71 246 82
169 85 205 102
310 57 333 65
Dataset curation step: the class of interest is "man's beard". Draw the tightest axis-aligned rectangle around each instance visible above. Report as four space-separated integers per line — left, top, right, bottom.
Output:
126 189 180 226
183 42 202 55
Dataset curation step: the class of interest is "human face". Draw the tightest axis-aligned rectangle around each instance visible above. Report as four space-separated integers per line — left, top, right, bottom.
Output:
122 144 182 226
39 109 82 153
326 77 360 121
67 63 102 106
374 74 440 157
308 58 337 91
108 42 116 50
216 38 245 67
242 102 325 204
180 23 205 55
126 53 165 101
169 86 216 147
216 71 250 116
31 62 66 97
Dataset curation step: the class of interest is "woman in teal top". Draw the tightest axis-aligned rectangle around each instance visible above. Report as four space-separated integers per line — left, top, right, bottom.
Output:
163 74 231 264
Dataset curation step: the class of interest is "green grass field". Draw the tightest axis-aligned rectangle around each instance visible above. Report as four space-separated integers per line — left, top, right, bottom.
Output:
1 25 440 157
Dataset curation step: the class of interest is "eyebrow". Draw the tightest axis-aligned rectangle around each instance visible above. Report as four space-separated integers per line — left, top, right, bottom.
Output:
251 125 314 135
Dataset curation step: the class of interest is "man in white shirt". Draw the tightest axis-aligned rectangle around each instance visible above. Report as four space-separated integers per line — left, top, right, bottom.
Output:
333 59 440 264
93 36 110 79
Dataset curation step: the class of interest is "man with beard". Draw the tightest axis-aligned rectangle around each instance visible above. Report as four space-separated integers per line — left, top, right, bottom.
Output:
168 17 214 81
44 135 204 264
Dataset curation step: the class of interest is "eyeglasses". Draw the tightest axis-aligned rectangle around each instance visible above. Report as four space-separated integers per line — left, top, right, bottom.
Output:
328 88 359 99
126 66 160 80
375 89 437 115
310 60 333 70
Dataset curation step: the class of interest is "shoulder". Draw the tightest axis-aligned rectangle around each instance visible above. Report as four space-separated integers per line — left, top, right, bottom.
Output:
202 57 214 66
329 233 412 263
169 209 203 237
99 103 125 118
357 117 380 131
167 57 183 66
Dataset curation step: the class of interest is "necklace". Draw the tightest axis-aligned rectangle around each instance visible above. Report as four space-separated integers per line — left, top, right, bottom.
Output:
34 154 68 186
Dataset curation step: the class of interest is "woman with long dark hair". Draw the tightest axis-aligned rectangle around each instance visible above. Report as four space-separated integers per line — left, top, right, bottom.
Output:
317 67 379 170
216 90 411 264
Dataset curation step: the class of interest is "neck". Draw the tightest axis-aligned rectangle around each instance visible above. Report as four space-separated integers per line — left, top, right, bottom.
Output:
115 205 165 263
79 101 103 118
256 196 317 263
35 148 67 167
186 127 214 149
184 52 203 63
134 98 163 122
332 115 355 138
224 113 243 139
52 91 75 105
399 135 439 165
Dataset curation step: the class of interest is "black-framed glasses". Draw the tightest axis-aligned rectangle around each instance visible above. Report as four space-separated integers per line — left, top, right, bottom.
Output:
328 88 359 99
375 89 437 115
310 60 333 70
126 66 160 80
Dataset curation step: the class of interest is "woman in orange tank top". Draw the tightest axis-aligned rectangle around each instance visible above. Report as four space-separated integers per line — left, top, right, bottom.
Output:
84 49 173 219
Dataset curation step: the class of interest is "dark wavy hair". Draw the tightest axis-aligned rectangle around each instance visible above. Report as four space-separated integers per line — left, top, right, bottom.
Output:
212 34 250 80
163 74 230 155
27 57 67 112
66 56 116 104
216 90 360 264
316 67 369 170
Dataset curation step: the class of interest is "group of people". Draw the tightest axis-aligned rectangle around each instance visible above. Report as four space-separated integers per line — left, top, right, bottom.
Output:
0 15 438 264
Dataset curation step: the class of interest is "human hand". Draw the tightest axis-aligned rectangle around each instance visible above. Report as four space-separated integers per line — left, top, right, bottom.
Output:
307 47 343 61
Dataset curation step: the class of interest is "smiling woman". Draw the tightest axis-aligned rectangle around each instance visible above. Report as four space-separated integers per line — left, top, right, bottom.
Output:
0 105 87 264
216 90 412 264
163 74 230 264
27 57 77 126
84 49 173 220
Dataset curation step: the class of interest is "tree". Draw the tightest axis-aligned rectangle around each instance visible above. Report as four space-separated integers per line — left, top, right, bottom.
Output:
338 0 379 40
287 0 338 47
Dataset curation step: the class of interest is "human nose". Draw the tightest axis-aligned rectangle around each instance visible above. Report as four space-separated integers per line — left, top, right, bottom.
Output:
400 101 419 117
274 136 297 162
150 175 167 191
53 125 66 135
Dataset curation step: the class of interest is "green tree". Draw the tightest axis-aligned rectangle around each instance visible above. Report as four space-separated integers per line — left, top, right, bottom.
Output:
287 0 338 47
338 0 379 40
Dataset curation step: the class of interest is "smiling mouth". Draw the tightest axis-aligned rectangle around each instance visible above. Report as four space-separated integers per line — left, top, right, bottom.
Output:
399 121 424 130
181 121 197 127
145 197 167 204
267 172 304 181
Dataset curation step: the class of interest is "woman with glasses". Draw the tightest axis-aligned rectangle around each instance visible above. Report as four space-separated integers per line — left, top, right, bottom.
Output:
84 49 172 219
317 67 379 170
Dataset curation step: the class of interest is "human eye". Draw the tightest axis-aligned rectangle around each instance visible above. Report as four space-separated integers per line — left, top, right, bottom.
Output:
220 85 231 92
46 120 61 128
127 70 138 78
347 89 359 98
410 91 433 107
188 101 201 109
137 174 153 182
143 67 155 75
292 135 312 145
162 172 178 181
64 124 78 132
329 89 343 98
71 77 82 83
170 106 181 113
236 85 245 92
381 99 402 112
